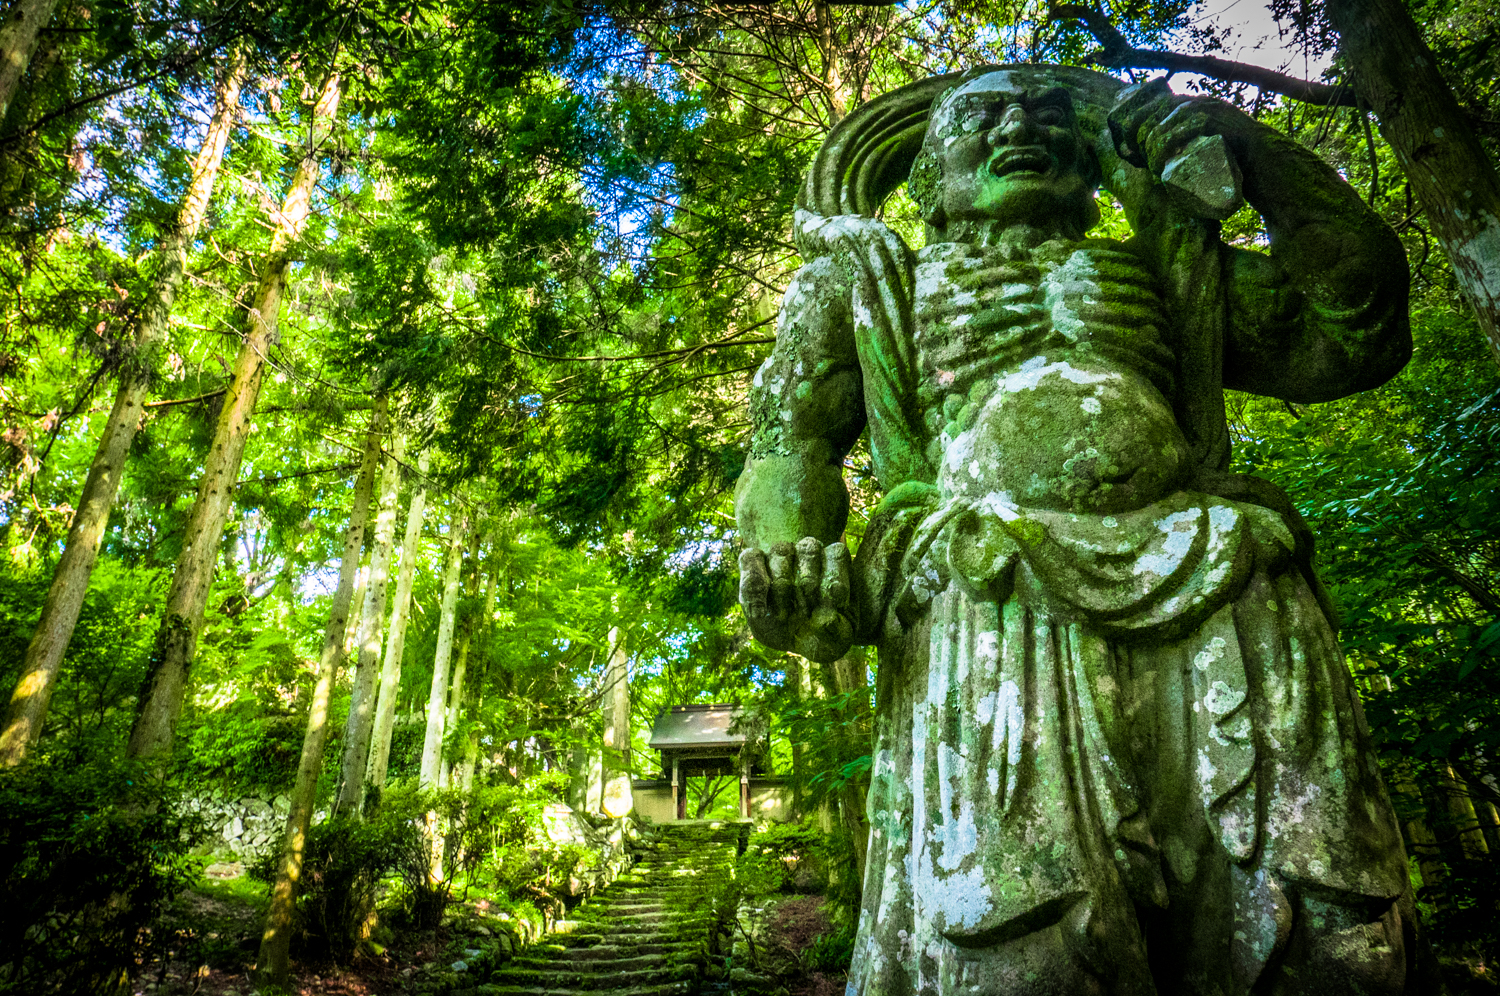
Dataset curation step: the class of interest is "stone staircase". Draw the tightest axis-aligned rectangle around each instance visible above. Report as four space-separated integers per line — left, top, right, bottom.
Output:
479 821 746 995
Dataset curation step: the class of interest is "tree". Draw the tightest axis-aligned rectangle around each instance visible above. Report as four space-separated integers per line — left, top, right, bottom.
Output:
127 66 343 760
333 429 402 814
0 42 248 766
255 400 384 989
365 448 430 791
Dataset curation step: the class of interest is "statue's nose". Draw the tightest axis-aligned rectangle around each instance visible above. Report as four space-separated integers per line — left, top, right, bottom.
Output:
988 105 1037 146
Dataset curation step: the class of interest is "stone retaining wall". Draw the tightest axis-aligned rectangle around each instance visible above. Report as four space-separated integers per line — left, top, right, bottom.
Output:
185 791 294 859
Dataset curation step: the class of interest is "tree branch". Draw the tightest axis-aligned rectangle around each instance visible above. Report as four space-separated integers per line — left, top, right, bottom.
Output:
1048 4 1358 107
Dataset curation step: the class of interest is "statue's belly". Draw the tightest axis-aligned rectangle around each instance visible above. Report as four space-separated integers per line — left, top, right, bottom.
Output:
939 353 1191 514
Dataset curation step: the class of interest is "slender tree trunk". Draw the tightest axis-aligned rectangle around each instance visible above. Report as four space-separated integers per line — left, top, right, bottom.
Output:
1326 0 1500 366
438 529 481 787
454 564 496 791
333 433 403 815
787 656 806 814
255 400 383 988
365 449 429 790
600 625 633 817
831 648 870 888
1439 762 1490 860
0 44 249 767
126 69 342 760
419 510 468 788
0 0 60 126
344 565 367 654
438 636 470 789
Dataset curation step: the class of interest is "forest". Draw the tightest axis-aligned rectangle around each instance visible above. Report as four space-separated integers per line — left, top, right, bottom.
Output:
0 0 1495 993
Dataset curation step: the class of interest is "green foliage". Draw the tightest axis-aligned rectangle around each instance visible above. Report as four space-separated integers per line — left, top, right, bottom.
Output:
0 559 163 761
802 921 857 973
0 757 205 995
184 706 304 794
251 811 412 962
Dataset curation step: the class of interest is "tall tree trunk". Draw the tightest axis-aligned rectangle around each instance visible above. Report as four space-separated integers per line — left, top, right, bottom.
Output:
333 432 403 815
126 69 342 760
454 563 496 791
365 449 429 790
0 43 248 767
787 656 807 814
419 510 468 788
600 625 632 817
438 635 470 789
1326 0 1500 366
255 400 383 988
438 529 481 787
830 648 870 889
344 565 368 653
0 0 61 126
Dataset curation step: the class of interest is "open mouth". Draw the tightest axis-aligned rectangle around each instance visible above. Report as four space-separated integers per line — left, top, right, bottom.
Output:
989 148 1052 177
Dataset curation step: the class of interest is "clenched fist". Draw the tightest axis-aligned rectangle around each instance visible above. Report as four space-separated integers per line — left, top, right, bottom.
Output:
739 537 854 663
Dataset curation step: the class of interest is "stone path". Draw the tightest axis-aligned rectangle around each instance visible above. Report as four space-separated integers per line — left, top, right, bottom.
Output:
479 820 745 995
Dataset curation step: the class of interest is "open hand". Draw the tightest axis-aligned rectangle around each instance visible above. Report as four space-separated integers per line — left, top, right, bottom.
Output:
739 537 854 663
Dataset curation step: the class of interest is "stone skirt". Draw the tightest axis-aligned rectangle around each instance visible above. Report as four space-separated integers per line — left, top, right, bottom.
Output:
848 540 1409 996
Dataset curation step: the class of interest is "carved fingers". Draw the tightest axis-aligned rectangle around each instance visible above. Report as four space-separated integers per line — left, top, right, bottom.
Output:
738 538 854 662
1111 79 1226 173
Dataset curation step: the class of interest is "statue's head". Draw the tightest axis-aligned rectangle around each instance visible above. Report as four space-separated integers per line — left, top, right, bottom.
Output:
909 68 1104 240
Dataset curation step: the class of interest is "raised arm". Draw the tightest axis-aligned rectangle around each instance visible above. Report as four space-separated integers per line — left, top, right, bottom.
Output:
734 253 865 661
1115 92 1412 403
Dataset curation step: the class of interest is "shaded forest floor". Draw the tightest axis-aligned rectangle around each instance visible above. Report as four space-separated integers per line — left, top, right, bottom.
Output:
133 865 453 996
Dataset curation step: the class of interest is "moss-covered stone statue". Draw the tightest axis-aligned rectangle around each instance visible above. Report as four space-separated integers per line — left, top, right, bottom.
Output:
735 65 1427 996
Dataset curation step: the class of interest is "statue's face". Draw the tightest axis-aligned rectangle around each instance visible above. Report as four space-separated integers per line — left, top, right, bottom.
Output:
925 71 1096 231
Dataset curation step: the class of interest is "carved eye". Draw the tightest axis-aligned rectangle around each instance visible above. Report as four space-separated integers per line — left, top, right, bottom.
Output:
1034 105 1064 126
960 108 993 134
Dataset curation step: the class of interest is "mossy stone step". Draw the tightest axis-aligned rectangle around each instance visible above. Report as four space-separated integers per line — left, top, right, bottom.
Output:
549 941 701 962
509 951 683 973
487 962 698 990
475 984 694 996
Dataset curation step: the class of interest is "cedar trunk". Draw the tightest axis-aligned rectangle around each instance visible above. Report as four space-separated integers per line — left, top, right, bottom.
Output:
0 0 60 125
0 44 248 766
127 70 343 760
333 433 403 815
365 449 430 790
255 400 384 987
419 511 468 788
1327 0 1500 366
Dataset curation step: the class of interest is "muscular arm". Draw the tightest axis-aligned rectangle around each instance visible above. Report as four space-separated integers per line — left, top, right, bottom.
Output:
734 254 865 551
734 254 865 661
1116 93 1411 403
1222 115 1411 402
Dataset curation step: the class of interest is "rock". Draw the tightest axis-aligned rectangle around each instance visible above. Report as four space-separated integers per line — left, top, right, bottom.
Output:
730 967 774 985
450 960 468 972
240 797 271 817
204 862 243 879
222 816 244 841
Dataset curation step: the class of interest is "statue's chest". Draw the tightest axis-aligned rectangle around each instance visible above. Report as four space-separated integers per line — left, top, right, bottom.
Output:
910 241 1172 402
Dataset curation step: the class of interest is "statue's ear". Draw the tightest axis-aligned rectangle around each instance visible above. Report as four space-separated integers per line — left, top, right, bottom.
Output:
800 73 964 219
907 145 945 228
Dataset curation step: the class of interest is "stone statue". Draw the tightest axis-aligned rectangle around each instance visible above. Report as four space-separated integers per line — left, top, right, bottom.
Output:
735 65 1426 995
